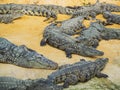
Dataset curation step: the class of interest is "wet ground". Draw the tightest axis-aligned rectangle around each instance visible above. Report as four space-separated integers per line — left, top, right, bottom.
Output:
0 0 120 88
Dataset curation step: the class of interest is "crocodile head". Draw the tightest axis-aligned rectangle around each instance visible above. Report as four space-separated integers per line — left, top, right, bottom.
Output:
95 58 109 71
27 54 58 70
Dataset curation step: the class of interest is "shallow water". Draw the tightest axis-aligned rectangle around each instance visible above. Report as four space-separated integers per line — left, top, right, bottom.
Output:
0 0 120 86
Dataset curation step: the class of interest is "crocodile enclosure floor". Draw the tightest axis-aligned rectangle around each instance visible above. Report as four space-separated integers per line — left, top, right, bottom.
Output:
0 0 120 89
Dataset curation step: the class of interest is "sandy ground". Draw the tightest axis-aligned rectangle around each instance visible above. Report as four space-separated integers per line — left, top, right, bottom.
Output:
0 0 120 86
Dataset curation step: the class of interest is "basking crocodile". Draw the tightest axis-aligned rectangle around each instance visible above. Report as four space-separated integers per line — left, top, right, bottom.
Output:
76 21 120 48
0 77 63 90
47 58 109 88
55 16 85 35
0 76 34 90
0 3 57 22
69 0 120 18
40 23 104 58
0 11 24 24
39 4 74 15
26 78 63 90
0 37 58 69
103 11 120 25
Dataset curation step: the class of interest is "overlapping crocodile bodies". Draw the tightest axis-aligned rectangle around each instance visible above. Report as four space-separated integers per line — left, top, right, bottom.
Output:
55 16 85 35
48 58 109 88
69 0 120 18
0 37 58 69
76 21 120 48
0 3 57 23
40 23 104 58
39 4 74 15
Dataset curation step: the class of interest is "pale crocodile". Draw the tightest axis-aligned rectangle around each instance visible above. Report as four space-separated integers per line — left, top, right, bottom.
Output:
0 37 58 69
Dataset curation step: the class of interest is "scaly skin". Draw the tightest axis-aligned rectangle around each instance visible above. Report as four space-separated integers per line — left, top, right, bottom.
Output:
40 23 104 58
0 37 58 69
40 4 74 15
103 11 120 25
0 3 57 22
0 12 24 24
26 78 63 90
90 21 120 40
70 0 120 18
70 0 103 18
55 16 85 35
0 77 34 90
76 21 120 48
47 58 109 88
0 77 63 90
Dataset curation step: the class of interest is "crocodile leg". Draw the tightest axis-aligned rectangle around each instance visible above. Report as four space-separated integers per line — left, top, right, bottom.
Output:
65 49 72 58
40 38 48 46
96 73 108 78
106 19 114 25
63 74 78 88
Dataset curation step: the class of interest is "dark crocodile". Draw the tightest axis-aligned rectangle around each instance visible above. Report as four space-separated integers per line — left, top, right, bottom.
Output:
0 77 63 90
0 3 57 22
0 37 58 69
47 58 109 88
0 11 24 24
40 23 104 58
103 11 120 25
55 16 85 35
76 21 120 48
69 0 120 18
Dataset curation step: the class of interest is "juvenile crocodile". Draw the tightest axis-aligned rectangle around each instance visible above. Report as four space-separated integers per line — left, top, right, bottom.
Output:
54 16 85 35
0 3 57 22
103 11 120 25
0 37 58 69
0 11 24 24
0 77 63 90
76 21 120 48
47 58 109 88
40 23 104 58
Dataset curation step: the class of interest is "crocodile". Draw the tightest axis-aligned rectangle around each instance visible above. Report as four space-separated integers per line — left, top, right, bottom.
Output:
69 0 120 18
40 23 104 58
26 78 63 90
55 16 85 35
0 77 63 90
103 11 120 25
76 21 120 48
47 58 109 88
0 76 34 90
0 11 24 24
39 4 74 15
0 37 58 69
0 3 57 22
